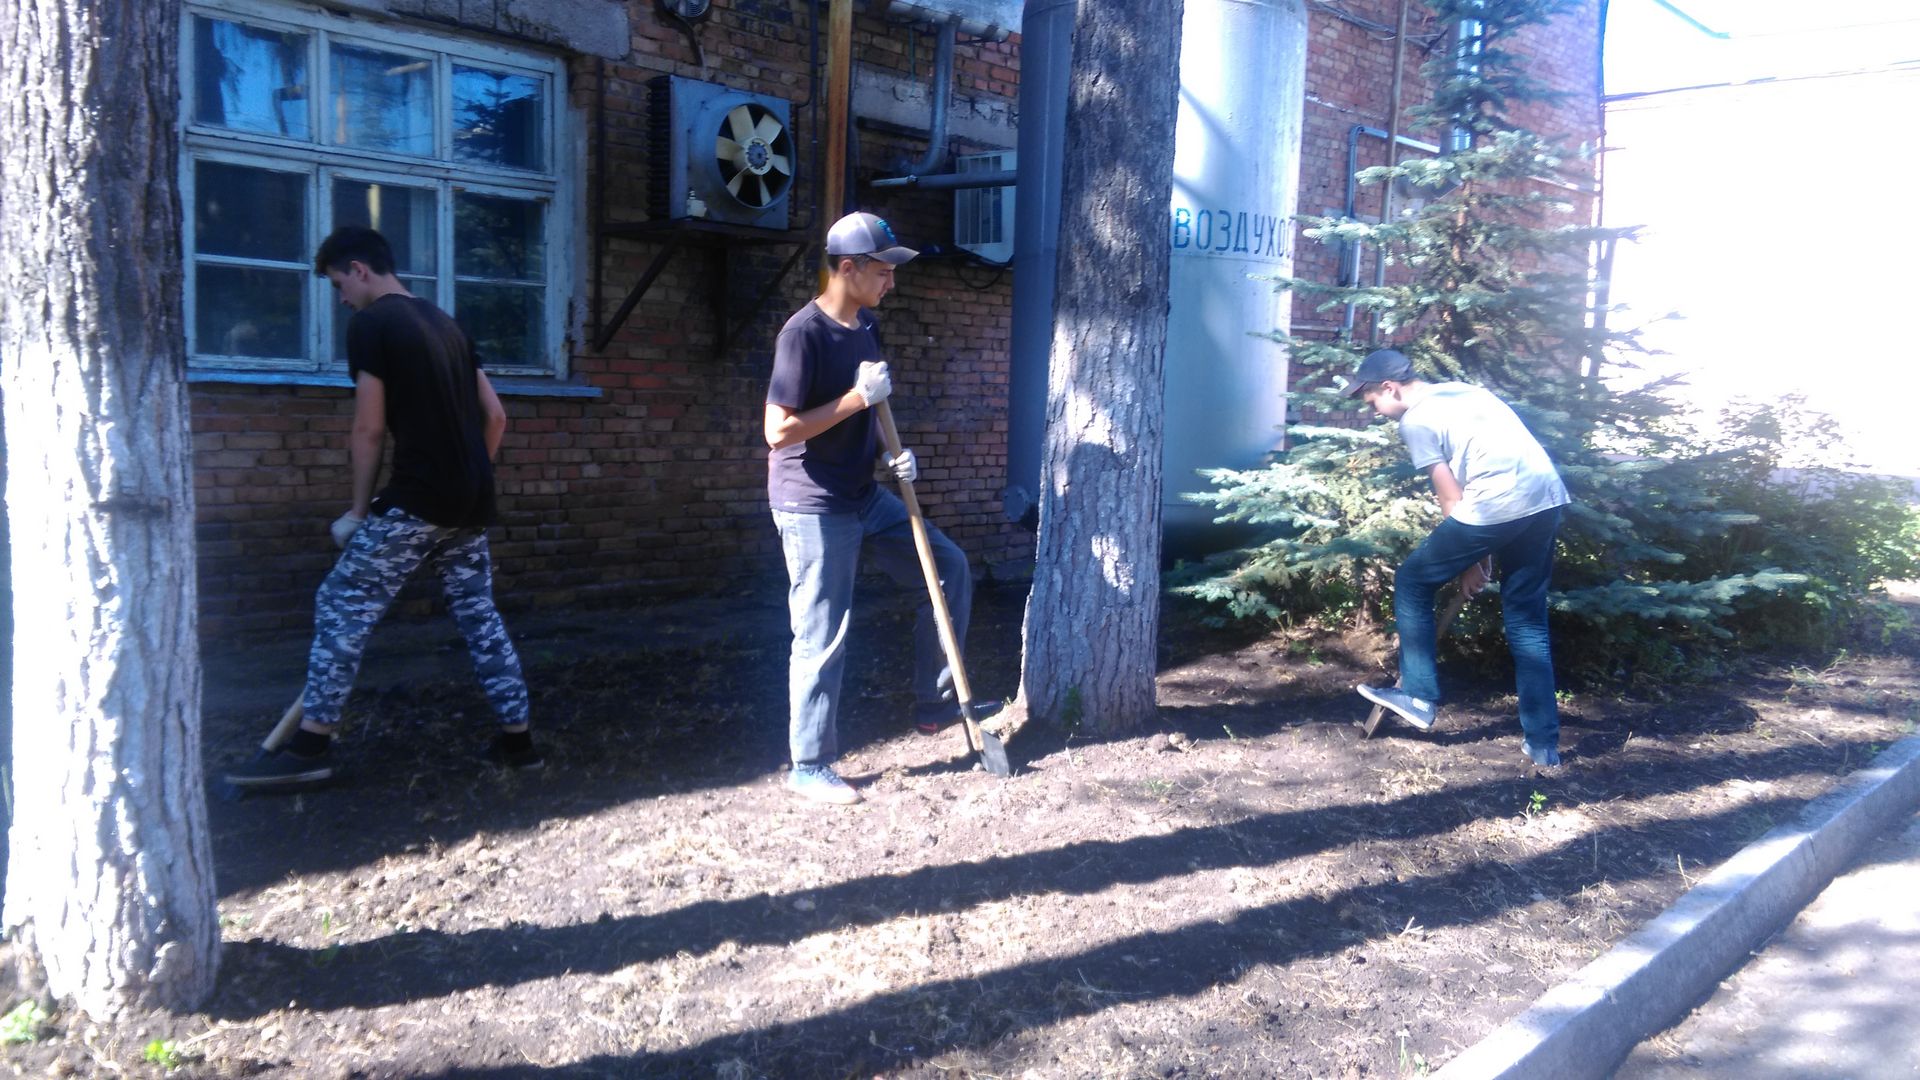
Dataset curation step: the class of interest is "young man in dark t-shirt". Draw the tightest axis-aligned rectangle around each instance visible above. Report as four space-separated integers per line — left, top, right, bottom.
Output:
224 226 538 789
765 212 973 805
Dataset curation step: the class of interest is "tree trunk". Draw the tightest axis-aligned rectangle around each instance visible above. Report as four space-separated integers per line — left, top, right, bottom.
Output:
0 0 219 1015
1018 0 1182 735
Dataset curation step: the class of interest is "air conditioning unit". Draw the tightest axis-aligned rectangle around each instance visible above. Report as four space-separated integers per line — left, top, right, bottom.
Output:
647 76 794 229
954 150 1015 263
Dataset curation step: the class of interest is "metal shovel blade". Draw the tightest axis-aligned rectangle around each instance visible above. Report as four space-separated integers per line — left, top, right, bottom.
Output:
962 704 1013 777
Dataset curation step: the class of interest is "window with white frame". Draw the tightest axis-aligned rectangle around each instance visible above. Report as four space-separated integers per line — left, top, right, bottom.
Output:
182 2 568 376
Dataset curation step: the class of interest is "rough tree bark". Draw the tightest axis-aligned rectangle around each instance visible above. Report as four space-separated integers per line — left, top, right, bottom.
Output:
1017 0 1182 735
0 0 220 1014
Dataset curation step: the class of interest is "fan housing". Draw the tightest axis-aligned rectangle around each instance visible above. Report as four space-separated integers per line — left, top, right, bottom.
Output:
647 76 794 229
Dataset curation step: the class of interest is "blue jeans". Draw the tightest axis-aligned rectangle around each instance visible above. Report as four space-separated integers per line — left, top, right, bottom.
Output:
1395 506 1562 749
773 487 972 768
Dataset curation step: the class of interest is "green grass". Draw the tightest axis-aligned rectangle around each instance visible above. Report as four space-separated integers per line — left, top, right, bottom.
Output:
0 1001 48 1045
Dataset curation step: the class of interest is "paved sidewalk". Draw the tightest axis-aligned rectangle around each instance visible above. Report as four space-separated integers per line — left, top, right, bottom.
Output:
1434 737 1920 1080
1613 809 1920 1079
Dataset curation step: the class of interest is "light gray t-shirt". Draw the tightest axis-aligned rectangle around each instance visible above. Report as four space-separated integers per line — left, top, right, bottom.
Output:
1397 382 1570 526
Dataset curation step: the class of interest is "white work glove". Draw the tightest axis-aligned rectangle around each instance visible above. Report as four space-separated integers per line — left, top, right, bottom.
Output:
883 448 918 484
330 511 366 549
852 360 892 407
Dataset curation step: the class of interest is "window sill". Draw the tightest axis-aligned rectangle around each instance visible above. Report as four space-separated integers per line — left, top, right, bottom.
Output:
186 369 604 400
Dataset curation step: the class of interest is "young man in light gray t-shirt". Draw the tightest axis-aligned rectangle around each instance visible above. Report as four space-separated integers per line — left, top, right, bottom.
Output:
1345 348 1571 767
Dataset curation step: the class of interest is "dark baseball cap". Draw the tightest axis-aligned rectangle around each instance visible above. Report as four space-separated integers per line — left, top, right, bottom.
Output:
825 212 918 264
1341 348 1416 397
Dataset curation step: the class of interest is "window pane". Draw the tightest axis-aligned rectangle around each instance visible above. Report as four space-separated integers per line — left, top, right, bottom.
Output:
192 16 310 138
331 180 436 275
457 283 544 366
329 43 433 155
455 194 545 281
453 66 546 171
332 275 432 362
196 266 306 359
196 160 306 262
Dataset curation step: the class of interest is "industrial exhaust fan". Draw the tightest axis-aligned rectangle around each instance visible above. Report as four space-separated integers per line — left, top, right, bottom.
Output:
648 75 794 229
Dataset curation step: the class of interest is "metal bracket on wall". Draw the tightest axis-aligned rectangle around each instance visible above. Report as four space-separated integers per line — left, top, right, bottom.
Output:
593 219 805 354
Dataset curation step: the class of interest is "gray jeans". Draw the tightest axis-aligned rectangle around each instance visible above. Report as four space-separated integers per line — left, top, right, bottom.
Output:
772 486 972 767
304 507 529 730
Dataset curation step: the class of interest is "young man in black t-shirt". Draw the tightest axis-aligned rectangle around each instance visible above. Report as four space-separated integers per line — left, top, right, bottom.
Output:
765 212 973 805
225 226 538 789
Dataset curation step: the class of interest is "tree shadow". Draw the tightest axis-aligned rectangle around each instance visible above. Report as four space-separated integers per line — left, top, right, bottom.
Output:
379 789 1814 1079
204 737 1858 1025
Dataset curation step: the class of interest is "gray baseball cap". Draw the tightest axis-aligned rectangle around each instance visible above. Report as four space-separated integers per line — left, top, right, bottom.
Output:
1341 348 1416 397
825 212 918 264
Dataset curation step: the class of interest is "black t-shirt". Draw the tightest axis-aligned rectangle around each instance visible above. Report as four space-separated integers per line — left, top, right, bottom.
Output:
346 293 496 528
765 301 882 514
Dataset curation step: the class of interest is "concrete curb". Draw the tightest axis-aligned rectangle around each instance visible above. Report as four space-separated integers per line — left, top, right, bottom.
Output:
1434 734 1920 1080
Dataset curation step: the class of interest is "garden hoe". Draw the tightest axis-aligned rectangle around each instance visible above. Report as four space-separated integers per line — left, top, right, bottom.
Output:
873 400 1013 777
1358 583 1472 739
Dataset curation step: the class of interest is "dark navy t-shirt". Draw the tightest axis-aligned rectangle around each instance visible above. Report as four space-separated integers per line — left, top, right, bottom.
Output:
347 293 496 528
765 302 882 514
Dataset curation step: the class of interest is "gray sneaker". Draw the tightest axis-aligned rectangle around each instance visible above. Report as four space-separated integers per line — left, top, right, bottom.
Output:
1356 684 1438 731
786 764 862 805
1521 739 1563 768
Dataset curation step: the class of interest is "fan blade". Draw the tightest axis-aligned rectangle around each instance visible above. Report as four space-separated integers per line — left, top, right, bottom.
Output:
726 105 756 144
716 136 748 168
767 153 792 176
727 171 748 198
752 112 785 146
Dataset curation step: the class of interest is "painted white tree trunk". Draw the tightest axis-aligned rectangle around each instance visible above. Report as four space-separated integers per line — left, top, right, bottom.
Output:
1018 0 1181 735
0 0 220 1015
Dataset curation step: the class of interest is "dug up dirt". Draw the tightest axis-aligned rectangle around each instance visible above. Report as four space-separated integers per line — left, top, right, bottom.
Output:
4 579 1917 1079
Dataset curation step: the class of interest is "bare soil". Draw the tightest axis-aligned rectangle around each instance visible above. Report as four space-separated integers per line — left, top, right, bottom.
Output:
4 580 1917 1079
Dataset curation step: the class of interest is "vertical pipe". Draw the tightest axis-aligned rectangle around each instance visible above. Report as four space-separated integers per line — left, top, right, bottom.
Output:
902 19 957 177
1371 0 1410 343
1449 17 1484 154
592 58 607 346
1003 0 1075 529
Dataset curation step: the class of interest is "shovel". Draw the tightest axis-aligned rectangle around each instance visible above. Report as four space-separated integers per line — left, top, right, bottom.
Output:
872 400 1012 777
1359 585 1472 739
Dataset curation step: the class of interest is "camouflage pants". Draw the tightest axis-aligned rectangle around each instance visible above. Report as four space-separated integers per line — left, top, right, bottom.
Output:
303 507 529 729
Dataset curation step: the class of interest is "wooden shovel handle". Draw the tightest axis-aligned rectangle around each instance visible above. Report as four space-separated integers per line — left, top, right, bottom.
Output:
871 400 976 711
261 697 304 753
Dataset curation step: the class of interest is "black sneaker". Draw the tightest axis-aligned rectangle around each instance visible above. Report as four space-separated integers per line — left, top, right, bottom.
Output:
223 749 335 790
484 734 545 771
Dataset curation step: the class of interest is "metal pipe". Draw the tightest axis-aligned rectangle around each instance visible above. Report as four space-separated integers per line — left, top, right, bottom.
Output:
1003 0 1075 530
901 18 957 177
1339 124 1440 339
1371 0 1412 343
876 0 1014 41
592 58 606 347
793 0 823 236
1449 16 1483 154
871 168 1017 191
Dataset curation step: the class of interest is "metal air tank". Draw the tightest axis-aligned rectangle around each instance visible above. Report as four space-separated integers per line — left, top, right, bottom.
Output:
1163 0 1307 554
1006 0 1307 554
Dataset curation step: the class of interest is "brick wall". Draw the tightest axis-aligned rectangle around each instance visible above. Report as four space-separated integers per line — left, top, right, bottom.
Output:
189 0 1599 639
